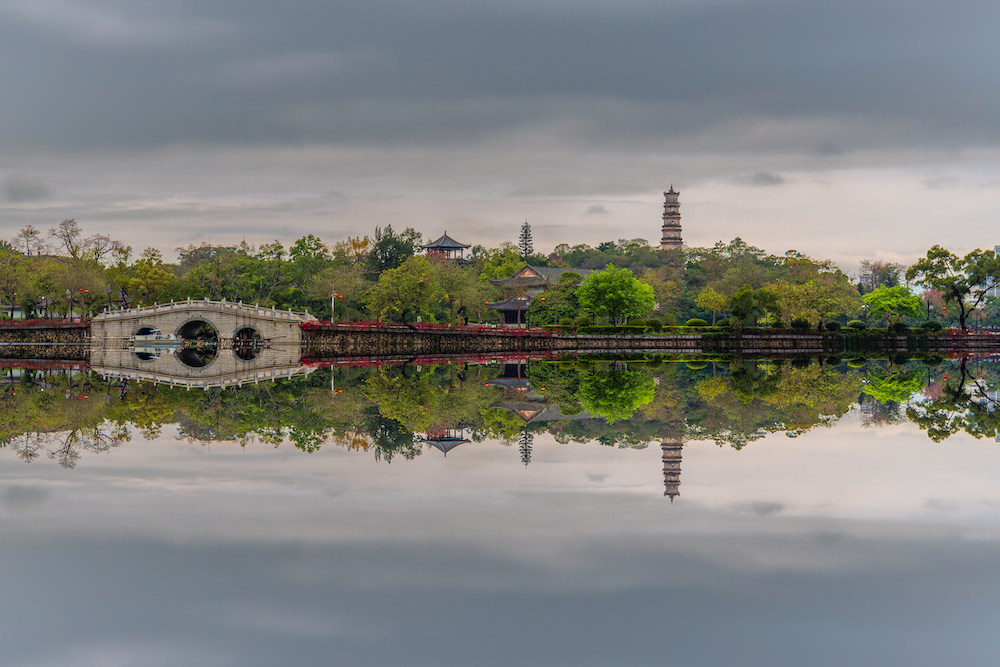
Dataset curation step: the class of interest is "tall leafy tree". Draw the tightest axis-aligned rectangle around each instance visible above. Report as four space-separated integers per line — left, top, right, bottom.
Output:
728 284 779 328
578 264 654 325
695 286 727 325
862 285 923 328
906 245 1000 330
526 272 584 326
364 225 422 280
362 255 442 322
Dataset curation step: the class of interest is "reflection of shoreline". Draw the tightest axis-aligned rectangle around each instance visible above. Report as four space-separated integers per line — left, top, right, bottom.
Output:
5 357 991 482
92 363 315 390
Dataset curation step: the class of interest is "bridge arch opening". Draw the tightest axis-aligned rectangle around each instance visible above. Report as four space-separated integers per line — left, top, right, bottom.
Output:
233 326 263 361
132 326 165 362
176 320 219 368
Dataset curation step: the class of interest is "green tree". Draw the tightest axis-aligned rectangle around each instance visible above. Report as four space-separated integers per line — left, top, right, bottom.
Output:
863 368 927 403
695 286 727 325
906 245 1000 330
728 284 779 328
477 243 526 282
862 285 924 328
364 225 422 280
519 221 533 258
578 265 655 325
362 255 442 322
526 272 583 326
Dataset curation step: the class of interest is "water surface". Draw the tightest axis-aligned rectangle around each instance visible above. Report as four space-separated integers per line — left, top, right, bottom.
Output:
2 359 999 666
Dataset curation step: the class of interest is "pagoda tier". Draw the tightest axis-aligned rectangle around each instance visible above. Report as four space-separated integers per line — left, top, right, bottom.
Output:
660 186 682 250
662 441 684 501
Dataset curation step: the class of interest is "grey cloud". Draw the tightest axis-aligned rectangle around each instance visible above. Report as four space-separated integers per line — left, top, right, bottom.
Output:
735 171 786 187
1 173 51 201
585 204 609 215
814 140 844 156
922 176 959 190
0 0 996 154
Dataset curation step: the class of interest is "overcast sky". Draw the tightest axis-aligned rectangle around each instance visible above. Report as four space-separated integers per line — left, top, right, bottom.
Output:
1 0 998 270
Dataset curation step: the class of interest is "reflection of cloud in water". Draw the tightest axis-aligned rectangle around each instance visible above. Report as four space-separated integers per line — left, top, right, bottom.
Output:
1 485 51 513
586 472 609 483
734 501 786 516
923 498 961 512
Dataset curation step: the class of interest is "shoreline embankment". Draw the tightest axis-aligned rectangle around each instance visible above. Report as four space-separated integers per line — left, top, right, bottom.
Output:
1 319 997 362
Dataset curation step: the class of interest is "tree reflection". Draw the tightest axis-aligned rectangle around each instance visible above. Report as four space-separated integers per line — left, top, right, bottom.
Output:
5 355 999 466
576 363 656 424
691 361 862 448
906 357 1000 442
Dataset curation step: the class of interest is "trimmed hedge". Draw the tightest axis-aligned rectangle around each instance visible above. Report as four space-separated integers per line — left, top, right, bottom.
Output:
847 320 866 330
920 320 943 331
686 318 708 327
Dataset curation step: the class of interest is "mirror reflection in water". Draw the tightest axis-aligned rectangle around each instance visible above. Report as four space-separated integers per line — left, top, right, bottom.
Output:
4 353 1000 665
3 353 999 478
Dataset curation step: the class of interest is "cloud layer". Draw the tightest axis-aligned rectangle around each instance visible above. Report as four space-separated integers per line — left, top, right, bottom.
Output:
0 0 997 266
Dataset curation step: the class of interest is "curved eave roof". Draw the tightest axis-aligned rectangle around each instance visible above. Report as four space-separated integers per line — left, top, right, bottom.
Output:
486 299 530 310
420 234 471 250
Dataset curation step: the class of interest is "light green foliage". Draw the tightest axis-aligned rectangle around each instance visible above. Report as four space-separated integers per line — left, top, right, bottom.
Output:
695 286 727 325
863 368 927 404
640 266 681 319
578 265 655 325
527 272 583 326
362 255 442 322
862 286 924 328
364 225 422 280
770 273 860 327
727 284 780 327
307 264 369 320
477 243 525 282
577 365 656 424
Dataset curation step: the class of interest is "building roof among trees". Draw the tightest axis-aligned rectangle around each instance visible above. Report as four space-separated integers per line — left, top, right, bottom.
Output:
489 265 594 289
485 297 531 311
419 232 470 251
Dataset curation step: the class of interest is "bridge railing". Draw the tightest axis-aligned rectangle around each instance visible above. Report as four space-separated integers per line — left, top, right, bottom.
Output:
96 298 314 321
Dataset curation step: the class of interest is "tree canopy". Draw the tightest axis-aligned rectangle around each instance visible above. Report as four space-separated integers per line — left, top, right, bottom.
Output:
578 265 655 325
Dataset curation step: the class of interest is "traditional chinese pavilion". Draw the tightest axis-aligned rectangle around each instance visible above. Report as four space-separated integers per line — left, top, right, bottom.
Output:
419 232 471 260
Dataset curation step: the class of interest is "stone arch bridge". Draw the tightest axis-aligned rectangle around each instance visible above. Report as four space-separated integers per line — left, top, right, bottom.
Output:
89 299 315 389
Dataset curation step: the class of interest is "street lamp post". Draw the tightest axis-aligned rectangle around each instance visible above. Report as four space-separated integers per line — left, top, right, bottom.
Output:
66 289 73 322
78 289 90 320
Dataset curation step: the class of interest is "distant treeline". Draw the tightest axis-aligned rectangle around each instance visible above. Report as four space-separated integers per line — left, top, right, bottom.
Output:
1 219 992 328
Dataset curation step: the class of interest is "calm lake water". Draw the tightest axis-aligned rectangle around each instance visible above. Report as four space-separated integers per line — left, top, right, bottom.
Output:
2 358 999 666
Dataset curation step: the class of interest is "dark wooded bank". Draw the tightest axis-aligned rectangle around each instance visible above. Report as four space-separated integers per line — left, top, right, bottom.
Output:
1 321 997 361
0 322 90 359
300 324 1000 358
